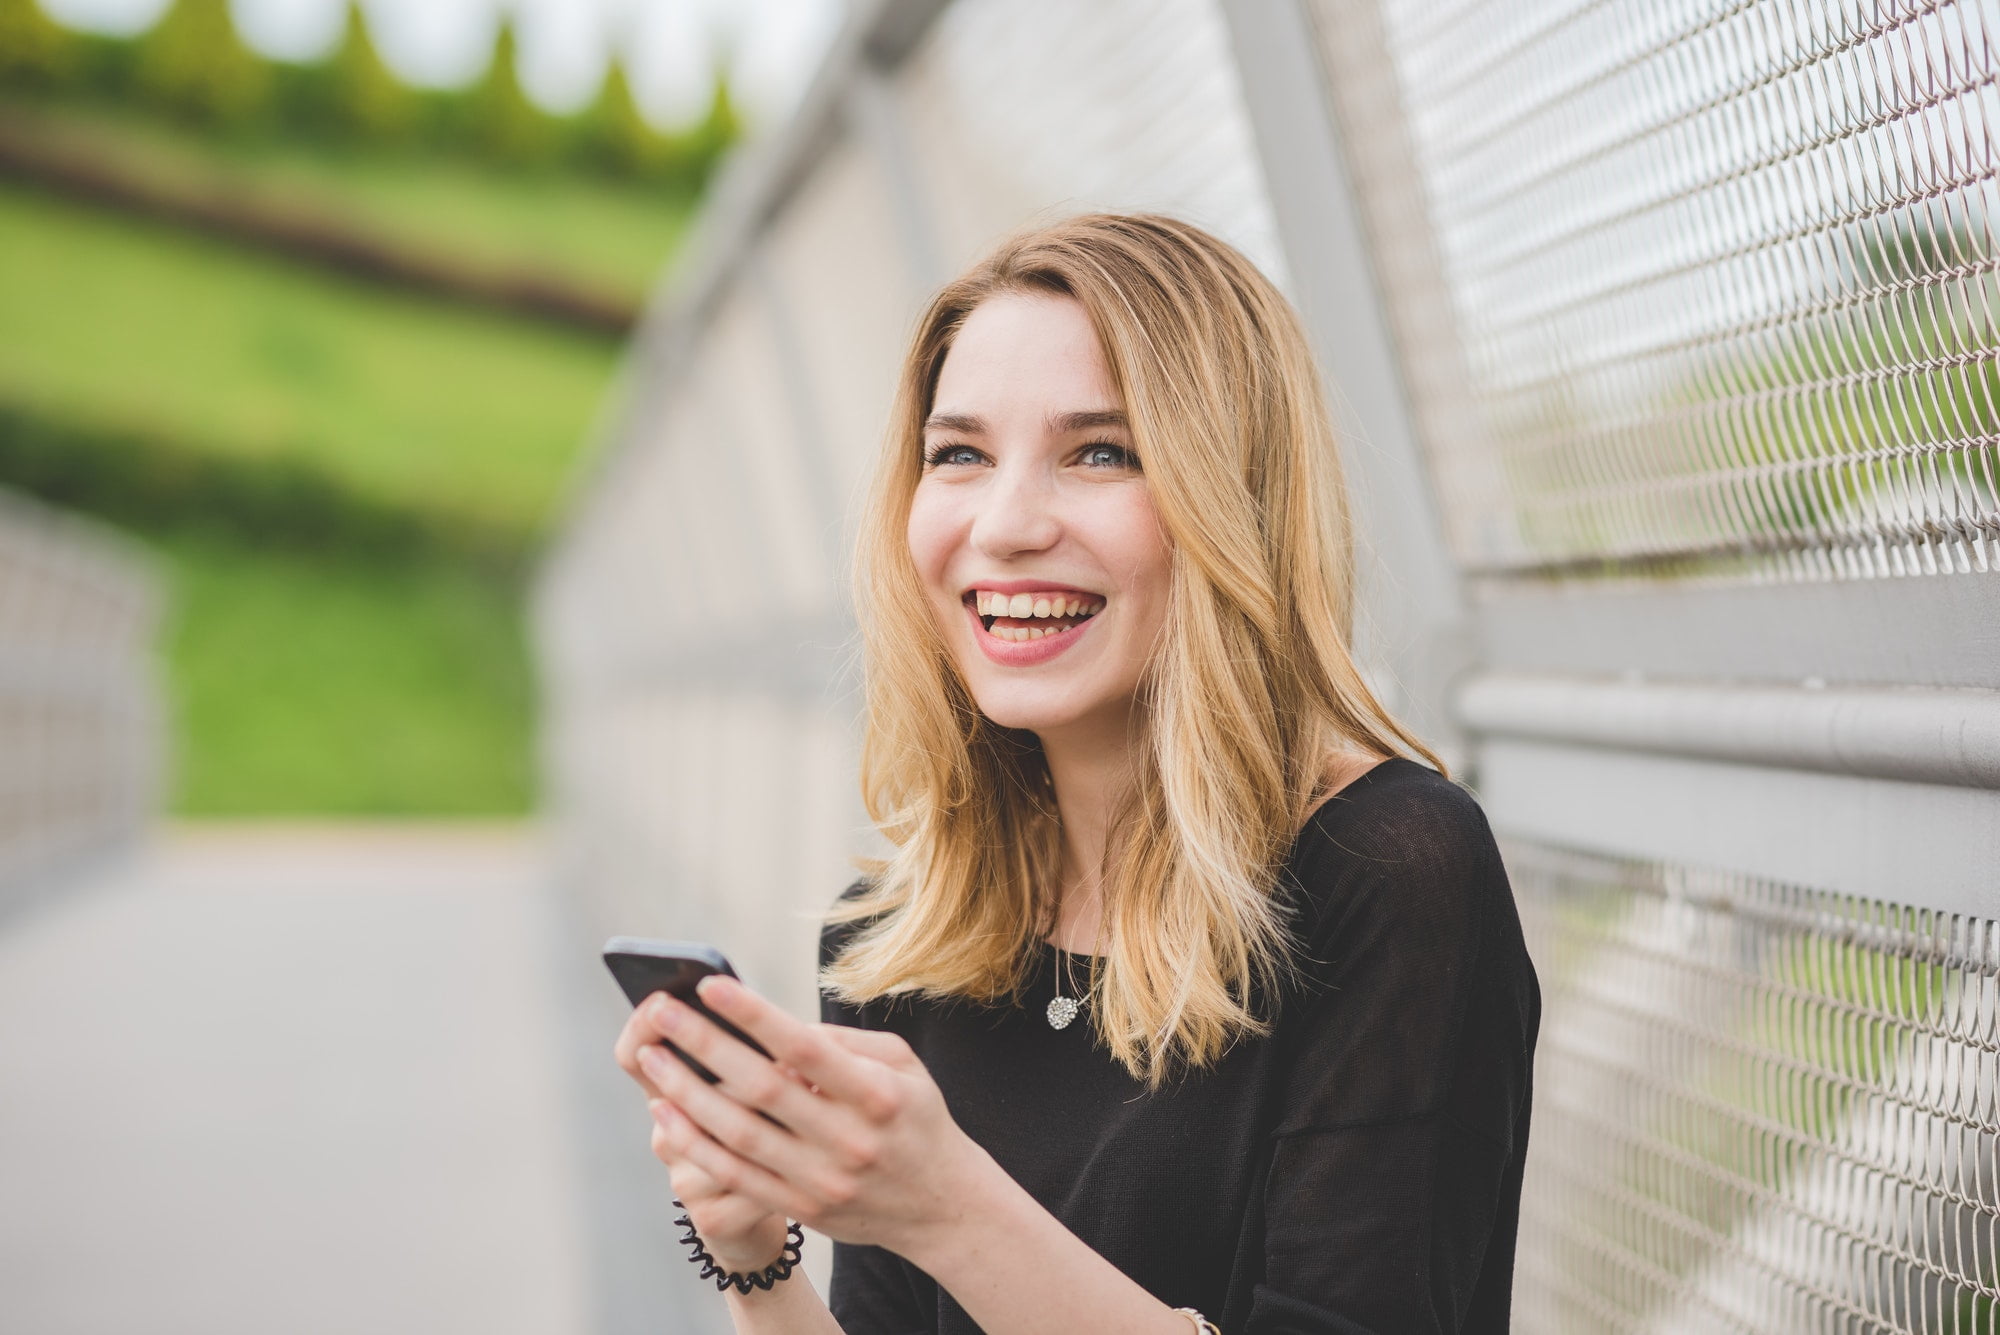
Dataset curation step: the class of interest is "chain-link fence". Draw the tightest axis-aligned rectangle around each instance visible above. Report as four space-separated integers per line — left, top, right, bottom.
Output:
537 2 2000 1328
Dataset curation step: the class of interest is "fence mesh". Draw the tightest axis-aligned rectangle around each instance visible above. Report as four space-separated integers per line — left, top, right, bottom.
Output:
1508 837 2000 1332
0 492 157 900
1316 0 2000 582
899 0 1284 279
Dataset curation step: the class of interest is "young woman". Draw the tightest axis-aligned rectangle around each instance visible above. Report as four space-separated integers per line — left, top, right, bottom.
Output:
614 214 1540 1334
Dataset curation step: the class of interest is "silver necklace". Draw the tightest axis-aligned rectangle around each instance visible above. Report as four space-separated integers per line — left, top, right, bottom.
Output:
1047 946 1084 1030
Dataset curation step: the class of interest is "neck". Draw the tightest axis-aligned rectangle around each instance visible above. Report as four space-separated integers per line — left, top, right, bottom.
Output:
1038 704 1144 954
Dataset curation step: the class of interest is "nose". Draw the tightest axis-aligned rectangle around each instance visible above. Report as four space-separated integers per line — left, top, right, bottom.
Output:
969 458 1061 559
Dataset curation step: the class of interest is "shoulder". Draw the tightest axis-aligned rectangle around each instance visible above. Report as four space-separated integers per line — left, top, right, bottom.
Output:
1282 757 1510 956
1294 756 1497 870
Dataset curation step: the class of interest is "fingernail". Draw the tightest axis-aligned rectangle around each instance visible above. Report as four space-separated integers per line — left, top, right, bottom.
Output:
652 998 682 1032
638 1044 667 1075
695 975 730 1003
648 1098 673 1127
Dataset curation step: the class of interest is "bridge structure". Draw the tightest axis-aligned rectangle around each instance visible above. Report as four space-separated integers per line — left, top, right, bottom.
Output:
537 1 2000 1331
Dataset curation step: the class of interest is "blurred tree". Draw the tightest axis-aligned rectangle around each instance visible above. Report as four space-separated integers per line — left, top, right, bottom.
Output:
280 0 410 142
464 16 553 166
0 0 79 90
574 57 655 177
133 0 270 129
3 0 738 187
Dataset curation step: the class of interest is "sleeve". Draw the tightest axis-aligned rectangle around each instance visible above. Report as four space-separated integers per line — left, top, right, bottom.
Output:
1244 775 1541 1335
818 882 937 1335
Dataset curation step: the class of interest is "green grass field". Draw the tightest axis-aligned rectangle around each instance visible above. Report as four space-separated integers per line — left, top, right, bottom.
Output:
4 98 696 304
156 530 534 815
0 181 619 533
0 94 689 815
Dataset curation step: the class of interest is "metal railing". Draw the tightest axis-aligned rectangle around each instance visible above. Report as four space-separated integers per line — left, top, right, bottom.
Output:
0 488 160 912
1509 839 1999 1332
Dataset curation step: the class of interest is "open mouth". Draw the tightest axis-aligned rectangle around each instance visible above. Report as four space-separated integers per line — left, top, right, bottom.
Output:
964 589 1105 642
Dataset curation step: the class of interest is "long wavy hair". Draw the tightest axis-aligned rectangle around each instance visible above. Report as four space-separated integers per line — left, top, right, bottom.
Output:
822 213 1444 1087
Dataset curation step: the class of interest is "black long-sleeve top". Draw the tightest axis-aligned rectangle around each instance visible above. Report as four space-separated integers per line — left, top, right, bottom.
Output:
818 757 1541 1334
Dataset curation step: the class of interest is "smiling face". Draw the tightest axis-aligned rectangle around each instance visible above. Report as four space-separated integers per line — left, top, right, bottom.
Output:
906 291 1173 743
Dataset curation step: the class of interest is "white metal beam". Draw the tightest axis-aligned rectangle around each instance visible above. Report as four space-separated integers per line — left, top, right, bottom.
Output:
1476 737 2000 919
1461 673 2000 789
1216 0 1472 762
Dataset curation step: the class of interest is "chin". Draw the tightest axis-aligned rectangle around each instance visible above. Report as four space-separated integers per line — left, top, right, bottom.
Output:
970 684 1131 740
967 687 1089 735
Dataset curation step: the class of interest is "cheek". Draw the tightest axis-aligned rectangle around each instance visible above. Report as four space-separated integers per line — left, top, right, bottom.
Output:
1103 494 1173 609
904 492 957 585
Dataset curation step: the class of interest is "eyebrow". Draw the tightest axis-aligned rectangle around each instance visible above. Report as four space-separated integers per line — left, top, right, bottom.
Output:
1051 409 1129 433
923 411 985 434
922 409 1130 435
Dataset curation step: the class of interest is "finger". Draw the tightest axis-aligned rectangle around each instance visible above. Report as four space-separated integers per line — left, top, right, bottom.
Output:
640 1042 835 1190
614 992 681 1095
647 993 823 1130
651 1092 813 1222
694 977 891 1110
650 1000 901 1180
820 1023 921 1066
657 1143 723 1203
648 1100 689 1168
652 1126 788 1241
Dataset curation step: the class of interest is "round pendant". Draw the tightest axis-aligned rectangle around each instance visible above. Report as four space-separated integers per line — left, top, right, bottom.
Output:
1046 995 1080 1030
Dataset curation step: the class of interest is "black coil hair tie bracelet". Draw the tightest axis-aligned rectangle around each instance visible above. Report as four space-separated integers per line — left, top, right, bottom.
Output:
671 1201 806 1294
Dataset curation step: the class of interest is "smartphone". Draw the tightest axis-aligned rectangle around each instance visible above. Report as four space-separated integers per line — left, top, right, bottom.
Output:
603 937 773 1083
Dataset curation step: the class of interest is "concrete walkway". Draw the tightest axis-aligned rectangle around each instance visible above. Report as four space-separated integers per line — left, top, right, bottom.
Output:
0 824 726 1335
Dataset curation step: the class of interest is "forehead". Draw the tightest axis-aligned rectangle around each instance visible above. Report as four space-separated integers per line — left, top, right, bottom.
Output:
931 292 1119 420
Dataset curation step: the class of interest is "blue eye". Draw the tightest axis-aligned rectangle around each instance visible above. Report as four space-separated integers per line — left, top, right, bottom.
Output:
924 443 982 468
1081 442 1139 469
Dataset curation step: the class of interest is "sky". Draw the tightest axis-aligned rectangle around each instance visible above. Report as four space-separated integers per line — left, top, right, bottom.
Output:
39 0 847 129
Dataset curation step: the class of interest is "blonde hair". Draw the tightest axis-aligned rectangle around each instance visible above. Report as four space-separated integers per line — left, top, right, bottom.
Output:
824 213 1444 1086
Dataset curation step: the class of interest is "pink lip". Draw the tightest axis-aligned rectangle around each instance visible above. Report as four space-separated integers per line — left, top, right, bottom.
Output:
961 578 1100 597
964 598 1098 667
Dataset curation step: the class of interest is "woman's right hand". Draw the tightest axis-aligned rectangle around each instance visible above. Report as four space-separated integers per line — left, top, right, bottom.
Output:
614 999 793 1274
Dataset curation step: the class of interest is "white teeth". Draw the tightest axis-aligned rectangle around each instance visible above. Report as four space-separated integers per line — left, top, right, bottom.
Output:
987 620 1087 641
970 590 1107 621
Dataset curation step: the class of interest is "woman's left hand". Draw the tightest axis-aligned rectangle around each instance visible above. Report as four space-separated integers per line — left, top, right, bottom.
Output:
633 974 996 1257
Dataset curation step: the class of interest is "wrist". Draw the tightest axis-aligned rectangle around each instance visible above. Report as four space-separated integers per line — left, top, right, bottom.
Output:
706 1214 793 1275
672 1206 803 1293
895 1137 1029 1280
